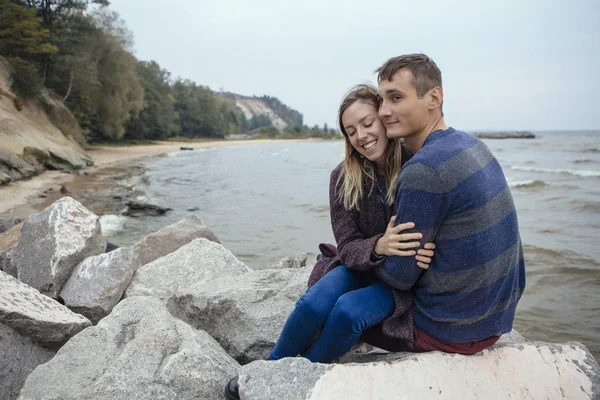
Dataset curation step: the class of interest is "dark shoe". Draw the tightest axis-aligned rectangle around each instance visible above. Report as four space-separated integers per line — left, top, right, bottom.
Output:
224 376 240 400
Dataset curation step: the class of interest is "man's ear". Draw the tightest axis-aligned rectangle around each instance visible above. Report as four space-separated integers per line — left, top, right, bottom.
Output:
428 87 443 110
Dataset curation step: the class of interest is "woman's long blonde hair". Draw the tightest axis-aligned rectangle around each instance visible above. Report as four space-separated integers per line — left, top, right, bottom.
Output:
337 84 403 211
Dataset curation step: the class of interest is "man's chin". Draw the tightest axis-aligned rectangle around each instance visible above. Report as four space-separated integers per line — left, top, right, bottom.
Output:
385 127 405 139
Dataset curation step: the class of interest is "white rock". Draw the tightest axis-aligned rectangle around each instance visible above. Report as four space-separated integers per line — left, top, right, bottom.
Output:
0 270 91 344
18 296 240 400
238 341 600 400
268 252 308 269
124 238 250 303
168 266 311 363
130 215 220 270
7 197 105 298
59 248 140 324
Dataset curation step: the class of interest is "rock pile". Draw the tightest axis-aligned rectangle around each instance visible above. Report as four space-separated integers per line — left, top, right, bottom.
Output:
1 197 598 399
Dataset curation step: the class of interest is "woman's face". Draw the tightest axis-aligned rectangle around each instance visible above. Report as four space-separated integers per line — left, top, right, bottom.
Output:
342 100 388 164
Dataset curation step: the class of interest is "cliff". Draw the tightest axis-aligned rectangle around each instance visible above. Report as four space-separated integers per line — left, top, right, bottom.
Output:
218 92 303 131
0 57 92 185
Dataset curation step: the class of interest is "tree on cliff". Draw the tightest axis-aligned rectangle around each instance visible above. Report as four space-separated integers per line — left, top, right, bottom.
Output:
0 0 57 95
19 0 110 33
84 9 142 141
172 80 226 139
124 60 179 140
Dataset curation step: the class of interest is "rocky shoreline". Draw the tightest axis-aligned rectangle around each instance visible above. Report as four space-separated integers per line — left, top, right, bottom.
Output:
1 197 598 399
471 131 536 139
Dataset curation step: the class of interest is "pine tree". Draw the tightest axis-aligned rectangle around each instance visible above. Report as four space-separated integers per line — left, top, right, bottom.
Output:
0 0 57 95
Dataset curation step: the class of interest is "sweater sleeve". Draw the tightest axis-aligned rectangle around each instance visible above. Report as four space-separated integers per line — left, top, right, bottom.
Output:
329 166 386 272
374 162 449 289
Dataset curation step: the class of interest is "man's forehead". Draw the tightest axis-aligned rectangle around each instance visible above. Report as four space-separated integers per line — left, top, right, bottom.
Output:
377 80 405 95
378 70 414 93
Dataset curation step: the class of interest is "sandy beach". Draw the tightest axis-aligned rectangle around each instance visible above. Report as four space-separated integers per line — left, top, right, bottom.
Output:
0 139 302 219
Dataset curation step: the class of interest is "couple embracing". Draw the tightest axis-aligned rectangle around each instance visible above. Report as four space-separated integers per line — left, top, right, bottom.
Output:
226 53 526 399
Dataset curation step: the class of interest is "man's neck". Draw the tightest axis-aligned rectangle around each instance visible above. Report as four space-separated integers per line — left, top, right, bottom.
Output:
405 116 447 153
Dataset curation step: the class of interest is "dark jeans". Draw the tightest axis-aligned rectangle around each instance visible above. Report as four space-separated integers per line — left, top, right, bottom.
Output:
270 265 395 363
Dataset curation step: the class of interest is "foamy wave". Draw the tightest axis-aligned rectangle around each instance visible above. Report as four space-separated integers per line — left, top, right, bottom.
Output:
511 165 600 177
507 179 547 189
100 214 128 234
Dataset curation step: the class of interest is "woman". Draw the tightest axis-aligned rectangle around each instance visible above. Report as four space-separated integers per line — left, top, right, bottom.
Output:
270 84 435 363
224 84 434 400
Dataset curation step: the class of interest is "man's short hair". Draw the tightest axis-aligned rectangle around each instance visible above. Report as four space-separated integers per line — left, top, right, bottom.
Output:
376 54 442 98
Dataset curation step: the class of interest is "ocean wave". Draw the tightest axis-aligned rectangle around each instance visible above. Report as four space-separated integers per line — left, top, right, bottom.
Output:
573 159 596 164
582 148 600 153
507 179 547 189
297 204 330 214
100 214 128 234
523 244 599 271
572 201 600 213
511 165 600 177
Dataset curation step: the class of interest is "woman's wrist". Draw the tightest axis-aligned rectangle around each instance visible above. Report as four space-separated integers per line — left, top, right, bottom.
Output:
373 239 385 258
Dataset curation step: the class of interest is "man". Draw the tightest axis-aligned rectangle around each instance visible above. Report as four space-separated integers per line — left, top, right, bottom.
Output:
374 53 526 353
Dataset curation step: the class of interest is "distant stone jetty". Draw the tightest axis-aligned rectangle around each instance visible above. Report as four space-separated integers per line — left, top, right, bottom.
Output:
471 131 536 139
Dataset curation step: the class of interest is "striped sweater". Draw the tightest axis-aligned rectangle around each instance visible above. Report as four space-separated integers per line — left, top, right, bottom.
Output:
375 127 526 343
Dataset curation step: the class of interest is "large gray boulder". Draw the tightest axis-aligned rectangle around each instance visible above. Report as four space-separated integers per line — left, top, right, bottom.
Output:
19 296 240 400
168 266 311 364
124 238 250 303
6 197 105 298
0 323 55 400
237 341 600 400
59 248 140 324
130 215 220 269
0 270 91 345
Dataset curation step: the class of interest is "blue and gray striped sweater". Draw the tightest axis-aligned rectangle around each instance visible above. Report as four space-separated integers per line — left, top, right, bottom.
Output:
375 127 526 343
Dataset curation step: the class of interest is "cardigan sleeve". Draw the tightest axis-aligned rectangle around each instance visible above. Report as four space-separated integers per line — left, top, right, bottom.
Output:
329 165 386 272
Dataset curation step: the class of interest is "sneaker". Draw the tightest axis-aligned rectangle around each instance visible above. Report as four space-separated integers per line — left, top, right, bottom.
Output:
224 376 240 400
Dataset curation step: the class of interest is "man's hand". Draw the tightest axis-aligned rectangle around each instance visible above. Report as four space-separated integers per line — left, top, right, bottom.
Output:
416 242 436 269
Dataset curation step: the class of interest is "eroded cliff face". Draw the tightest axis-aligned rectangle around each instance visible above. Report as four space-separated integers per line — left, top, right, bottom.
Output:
0 57 92 185
218 91 300 131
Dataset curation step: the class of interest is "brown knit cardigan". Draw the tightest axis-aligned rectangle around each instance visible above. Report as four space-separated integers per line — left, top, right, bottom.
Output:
308 149 415 351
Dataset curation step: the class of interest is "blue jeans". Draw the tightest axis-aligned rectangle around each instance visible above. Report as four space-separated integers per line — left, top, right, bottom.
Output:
270 265 395 363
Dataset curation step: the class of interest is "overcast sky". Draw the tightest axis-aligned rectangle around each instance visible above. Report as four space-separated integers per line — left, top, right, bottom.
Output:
109 0 599 131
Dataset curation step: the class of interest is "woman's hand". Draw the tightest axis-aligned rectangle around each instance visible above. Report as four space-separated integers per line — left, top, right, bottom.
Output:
374 216 423 257
374 216 436 270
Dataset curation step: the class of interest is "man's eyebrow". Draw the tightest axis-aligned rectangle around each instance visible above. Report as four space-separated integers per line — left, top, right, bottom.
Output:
384 89 404 95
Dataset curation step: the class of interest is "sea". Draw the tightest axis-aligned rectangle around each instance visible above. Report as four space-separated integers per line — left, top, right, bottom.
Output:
101 130 600 358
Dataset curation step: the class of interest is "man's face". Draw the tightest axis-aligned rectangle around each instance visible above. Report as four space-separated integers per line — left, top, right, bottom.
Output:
378 68 430 139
